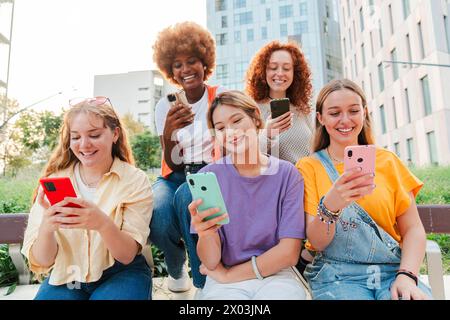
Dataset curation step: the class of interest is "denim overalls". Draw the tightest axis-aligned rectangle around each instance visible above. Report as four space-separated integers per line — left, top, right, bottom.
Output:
303 150 432 300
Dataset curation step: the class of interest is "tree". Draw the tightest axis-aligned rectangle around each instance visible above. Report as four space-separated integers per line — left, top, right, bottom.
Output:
122 112 145 140
14 110 62 153
131 131 161 170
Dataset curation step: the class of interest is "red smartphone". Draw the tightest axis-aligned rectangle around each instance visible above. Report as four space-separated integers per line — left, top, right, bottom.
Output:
344 145 376 187
270 98 290 119
39 177 81 209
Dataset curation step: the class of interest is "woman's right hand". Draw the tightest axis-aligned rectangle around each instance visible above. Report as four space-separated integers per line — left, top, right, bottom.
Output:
266 112 293 139
323 167 376 212
37 189 67 234
188 199 228 238
163 103 194 137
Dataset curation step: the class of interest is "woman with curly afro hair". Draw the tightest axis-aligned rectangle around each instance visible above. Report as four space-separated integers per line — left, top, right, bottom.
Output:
246 41 314 165
151 21 227 294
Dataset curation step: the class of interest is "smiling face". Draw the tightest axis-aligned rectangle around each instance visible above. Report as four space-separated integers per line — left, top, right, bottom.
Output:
265 50 294 96
172 53 205 92
212 104 260 157
69 112 119 169
317 89 366 147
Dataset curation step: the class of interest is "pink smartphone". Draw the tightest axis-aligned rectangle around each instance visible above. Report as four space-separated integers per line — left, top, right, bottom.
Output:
344 145 376 186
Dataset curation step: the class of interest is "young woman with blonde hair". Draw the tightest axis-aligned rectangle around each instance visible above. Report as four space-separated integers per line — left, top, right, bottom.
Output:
22 97 153 300
297 79 432 300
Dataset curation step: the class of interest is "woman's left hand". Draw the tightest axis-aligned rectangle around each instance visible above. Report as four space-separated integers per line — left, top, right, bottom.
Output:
200 263 230 284
52 197 111 232
391 274 430 300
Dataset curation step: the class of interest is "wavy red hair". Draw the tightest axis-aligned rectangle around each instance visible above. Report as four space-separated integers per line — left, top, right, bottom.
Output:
245 41 312 114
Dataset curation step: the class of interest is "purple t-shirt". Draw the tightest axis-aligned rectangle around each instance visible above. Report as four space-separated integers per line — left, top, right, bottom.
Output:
192 155 305 267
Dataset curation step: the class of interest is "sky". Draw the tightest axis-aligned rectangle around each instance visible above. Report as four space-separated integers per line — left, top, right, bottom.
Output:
5 0 207 113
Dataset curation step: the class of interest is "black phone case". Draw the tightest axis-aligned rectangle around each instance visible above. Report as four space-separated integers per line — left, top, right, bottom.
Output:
270 99 290 118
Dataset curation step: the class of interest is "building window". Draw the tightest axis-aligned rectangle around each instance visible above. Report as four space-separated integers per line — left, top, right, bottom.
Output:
138 100 149 104
391 48 399 81
215 0 226 11
418 21 425 59
234 0 246 9
369 0 375 15
359 7 364 32
378 20 384 47
261 26 268 39
343 37 347 56
216 33 227 46
294 21 308 34
369 72 374 99
354 53 358 76
392 97 398 129
421 75 432 116
234 31 241 43
394 142 400 157
426 131 438 165
279 5 293 19
380 105 387 134
361 43 366 68
280 23 288 37
445 16 450 53
388 4 394 35
370 31 375 57
378 62 384 92
216 64 228 79
138 87 149 91
266 8 271 21
299 2 307 16
402 0 411 20
404 88 411 123
247 29 254 42
235 61 248 75
221 16 228 28
406 34 413 68
234 12 253 25
406 137 414 164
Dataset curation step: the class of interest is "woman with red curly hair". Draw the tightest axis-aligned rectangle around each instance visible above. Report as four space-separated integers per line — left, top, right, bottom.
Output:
151 21 226 294
246 41 314 164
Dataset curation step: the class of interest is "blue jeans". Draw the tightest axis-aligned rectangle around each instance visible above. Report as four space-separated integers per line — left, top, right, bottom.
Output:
174 182 205 288
34 255 152 300
305 260 432 300
150 171 205 288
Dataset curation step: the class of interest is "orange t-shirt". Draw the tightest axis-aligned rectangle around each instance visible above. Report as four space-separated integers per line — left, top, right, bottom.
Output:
296 148 423 245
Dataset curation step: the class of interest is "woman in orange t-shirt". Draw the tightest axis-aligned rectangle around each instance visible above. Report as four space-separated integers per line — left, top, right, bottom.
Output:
296 79 431 300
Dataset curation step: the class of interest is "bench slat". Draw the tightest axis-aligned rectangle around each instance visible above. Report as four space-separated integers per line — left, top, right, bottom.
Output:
0 214 28 244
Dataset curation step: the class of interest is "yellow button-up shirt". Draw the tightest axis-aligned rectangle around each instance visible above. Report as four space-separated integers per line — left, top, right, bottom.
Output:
21 158 153 286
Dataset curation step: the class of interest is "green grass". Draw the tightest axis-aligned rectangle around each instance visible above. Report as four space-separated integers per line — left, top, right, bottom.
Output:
0 166 449 291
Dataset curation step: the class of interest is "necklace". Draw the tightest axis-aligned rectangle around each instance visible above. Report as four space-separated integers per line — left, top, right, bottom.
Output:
327 147 343 164
79 166 102 188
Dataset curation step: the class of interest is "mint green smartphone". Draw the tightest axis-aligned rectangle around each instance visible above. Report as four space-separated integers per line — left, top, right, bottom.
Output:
186 172 229 225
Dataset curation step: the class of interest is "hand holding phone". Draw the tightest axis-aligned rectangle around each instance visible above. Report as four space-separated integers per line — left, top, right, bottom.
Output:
187 172 229 225
39 177 81 208
343 145 376 187
267 98 292 138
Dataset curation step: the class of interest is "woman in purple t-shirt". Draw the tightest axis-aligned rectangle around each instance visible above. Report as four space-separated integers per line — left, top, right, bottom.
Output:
188 91 306 300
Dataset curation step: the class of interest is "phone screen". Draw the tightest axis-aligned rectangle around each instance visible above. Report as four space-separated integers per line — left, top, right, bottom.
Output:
270 98 290 119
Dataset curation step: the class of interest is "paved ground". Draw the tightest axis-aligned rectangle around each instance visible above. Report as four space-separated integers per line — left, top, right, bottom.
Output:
1 276 449 300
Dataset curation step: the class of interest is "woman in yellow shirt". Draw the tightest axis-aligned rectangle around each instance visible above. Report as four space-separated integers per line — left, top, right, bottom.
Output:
21 97 153 300
296 79 431 300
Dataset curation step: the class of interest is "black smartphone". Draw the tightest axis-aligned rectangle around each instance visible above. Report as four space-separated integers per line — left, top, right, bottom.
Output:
270 98 290 119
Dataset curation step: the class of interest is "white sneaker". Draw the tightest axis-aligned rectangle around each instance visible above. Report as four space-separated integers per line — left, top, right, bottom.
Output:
167 265 192 293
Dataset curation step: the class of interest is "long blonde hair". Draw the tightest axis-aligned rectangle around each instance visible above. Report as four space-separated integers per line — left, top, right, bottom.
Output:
33 102 134 202
313 79 375 152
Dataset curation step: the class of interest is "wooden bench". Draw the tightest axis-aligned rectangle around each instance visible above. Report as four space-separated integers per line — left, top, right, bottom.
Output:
1 205 449 299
